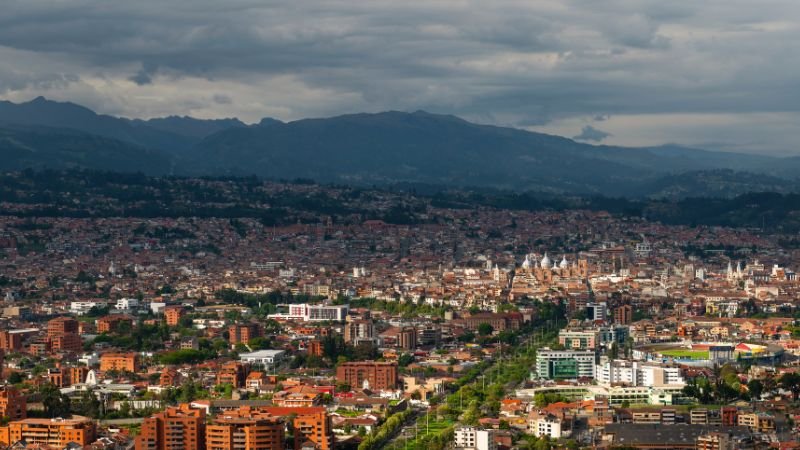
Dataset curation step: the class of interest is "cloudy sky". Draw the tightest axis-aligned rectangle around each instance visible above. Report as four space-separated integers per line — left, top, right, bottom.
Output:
1 0 799 155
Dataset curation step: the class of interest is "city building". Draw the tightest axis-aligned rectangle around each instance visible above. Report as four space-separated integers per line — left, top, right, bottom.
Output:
100 352 140 373
47 317 79 337
0 418 97 448
454 427 496 450
336 361 398 390
229 324 262 346
135 404 206 450
535 349 596 380
614 305 633 324
595 360 685 387
164 306 185 327
398 327 417 350
268 304 348 322
0 385 26 420
207 416 284 450
343 318 375 345
586 302 608 322
238 350 285 370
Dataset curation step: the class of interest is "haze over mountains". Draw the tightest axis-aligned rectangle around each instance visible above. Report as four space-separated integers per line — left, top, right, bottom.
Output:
0 97 796 198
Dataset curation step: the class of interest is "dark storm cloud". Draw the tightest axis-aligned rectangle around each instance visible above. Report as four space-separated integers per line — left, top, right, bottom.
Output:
0 0 799 153
573 125 611 142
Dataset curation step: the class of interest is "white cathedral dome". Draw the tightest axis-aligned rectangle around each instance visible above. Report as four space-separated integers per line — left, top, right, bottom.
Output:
559 255 569 269
541 253 552 269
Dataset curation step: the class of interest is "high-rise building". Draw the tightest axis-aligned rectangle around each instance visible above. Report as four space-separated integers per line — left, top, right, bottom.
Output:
47 316 83 353
49 333 83 353
535 349 596 380
0 385 26 420
135 404 206 450
343 319 374 345
207 416 284 450
0 331 23 352
47 317 79 337
398 327 417 350
614 305 632 324
336 361 398 390
164 306 185 327
228 324 263 346
585 303 608 322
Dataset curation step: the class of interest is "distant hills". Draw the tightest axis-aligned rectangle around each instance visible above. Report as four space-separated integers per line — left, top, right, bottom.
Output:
0 97 796 198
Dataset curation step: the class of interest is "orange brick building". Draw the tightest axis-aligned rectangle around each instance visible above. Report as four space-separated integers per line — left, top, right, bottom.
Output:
0 386 26 420
217 362 247 388
100 352 140 373
207 416 284 450
96 315 134 333
164 306 185 327
0 331 23 352
48 366 90 387
228 324 262 346
135 404 206 450
307 340 323 357
49 333 83 353
209 406 332 450
160 368 182 387
336 361 398 390
47 317 79 337
0 418 96 447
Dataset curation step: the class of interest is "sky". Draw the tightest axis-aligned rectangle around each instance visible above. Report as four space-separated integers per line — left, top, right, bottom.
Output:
0 0 799 155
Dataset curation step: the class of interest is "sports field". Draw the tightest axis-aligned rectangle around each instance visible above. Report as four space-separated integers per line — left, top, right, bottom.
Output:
658 349 709 359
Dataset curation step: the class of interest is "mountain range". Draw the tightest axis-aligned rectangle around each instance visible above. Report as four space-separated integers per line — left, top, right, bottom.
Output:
0 96 796 198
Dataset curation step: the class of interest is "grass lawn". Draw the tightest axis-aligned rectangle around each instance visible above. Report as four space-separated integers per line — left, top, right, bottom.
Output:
659 349 709 359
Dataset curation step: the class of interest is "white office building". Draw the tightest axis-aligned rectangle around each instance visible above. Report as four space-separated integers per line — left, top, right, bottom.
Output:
239 350 286 369
596 360 685 387
529 414 564 439
535 349 596 380
454 427 496 450
268 303 349 322
70 301 101 315
115 298 140 310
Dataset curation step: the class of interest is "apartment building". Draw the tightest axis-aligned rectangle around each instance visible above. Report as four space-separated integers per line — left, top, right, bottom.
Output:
164 306 185 327
207 416 284 450
0 385 26 420
0 418 96 448
135 404 206 450
228 324 262 346
100 352 140 373
336 361 398 390
454 427 496 450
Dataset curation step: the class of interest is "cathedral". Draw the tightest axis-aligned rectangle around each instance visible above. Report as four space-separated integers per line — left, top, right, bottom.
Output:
518 252 589 284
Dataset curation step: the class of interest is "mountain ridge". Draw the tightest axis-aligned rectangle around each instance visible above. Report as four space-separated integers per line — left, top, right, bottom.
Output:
0 96 797 198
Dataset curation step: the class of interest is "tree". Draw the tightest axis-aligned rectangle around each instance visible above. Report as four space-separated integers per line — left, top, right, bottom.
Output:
397 353 415 367
41 384 71 418
748 379 764 400
477 323 494 336
7 372 23 384
780 372 800 401
609 342 619 359
76 390 102 419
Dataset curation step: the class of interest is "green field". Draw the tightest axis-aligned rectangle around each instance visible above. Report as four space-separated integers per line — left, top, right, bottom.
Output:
658 349 709 359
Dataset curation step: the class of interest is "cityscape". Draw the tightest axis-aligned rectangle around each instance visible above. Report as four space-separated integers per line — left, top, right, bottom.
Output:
3 1 800 450
0 174 799 450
